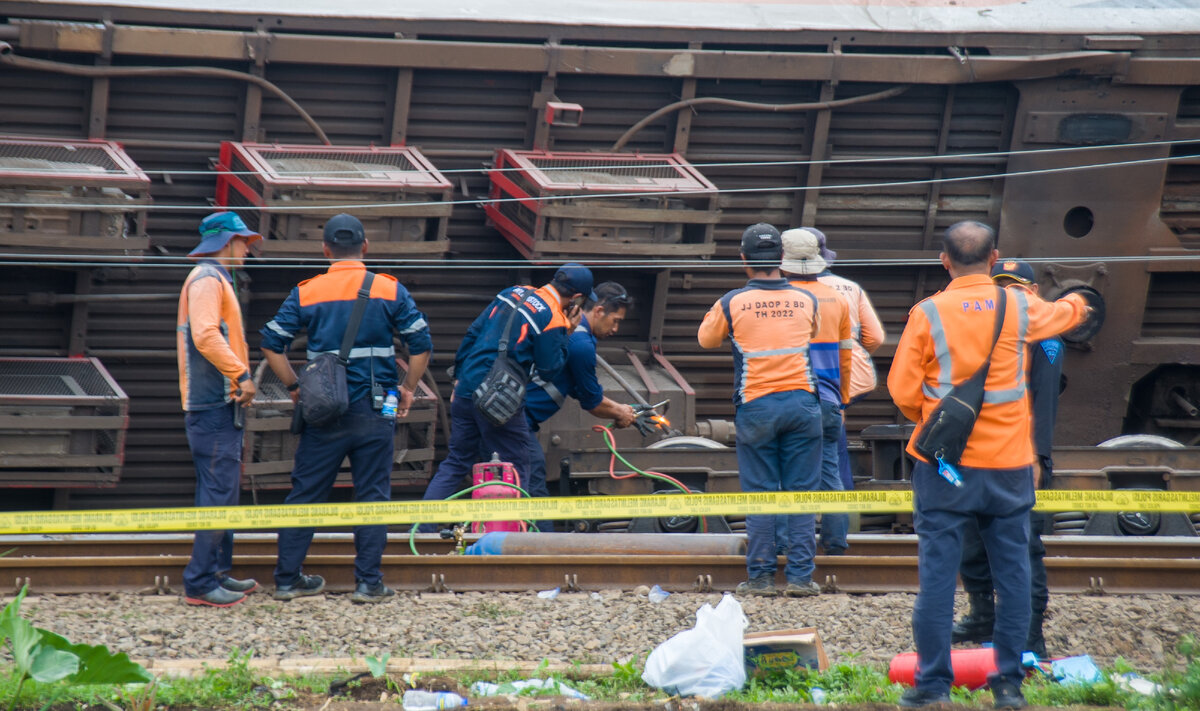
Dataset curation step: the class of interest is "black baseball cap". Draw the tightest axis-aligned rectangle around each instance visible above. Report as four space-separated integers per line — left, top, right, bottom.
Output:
991 259 1036 284
740 222 783 259
324 213 366 246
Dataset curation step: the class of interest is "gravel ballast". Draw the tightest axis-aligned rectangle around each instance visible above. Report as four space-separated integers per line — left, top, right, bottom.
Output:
19 589 1199 673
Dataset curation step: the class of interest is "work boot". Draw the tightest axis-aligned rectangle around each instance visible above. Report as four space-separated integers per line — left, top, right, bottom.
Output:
217 573 259 594
273 574 325 601
734 575 777 597
988 675 1026 709
185 586 246 608
783 580 821 597
899 687 952 708
951 592 995 644
350 581 396 604
1026 612 1047 658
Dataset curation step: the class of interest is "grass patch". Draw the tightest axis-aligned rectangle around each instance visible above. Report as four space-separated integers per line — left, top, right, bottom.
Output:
4 637 1200 709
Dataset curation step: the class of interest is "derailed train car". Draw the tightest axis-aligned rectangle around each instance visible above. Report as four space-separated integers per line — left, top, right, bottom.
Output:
0 0 1198 514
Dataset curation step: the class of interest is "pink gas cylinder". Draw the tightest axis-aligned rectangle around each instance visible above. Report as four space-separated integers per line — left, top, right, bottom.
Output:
470 453 526 534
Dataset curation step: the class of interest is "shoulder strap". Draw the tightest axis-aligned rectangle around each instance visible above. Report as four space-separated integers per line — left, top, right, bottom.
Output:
986 286 1007 358
972 286 1007 381
497 287 537 356
337 271 375 365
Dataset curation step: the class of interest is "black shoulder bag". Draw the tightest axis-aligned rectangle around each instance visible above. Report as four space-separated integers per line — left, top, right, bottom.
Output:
473 289 536 427
295 272 375 429
914 287 1007 466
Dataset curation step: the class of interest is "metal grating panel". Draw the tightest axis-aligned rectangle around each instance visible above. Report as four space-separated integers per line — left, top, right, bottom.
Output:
0 137 148 184
0 358 126 400
228 143 451 189
503 150 716 193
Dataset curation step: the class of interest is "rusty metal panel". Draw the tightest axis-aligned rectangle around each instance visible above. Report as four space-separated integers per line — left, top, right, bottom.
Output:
0 357 129 487
0 51 90 137
260 63 394 145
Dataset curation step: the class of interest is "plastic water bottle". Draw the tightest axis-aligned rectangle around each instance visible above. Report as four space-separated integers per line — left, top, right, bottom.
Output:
381 389 399 419
810 687 828 704
402 690 467 711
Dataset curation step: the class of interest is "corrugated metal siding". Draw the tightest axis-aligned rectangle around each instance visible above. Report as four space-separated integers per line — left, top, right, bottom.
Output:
262 63 393 145
0 51 90 138
0 29 1017 508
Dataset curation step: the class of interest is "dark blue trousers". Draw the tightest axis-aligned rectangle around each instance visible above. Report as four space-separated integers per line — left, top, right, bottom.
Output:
960 511 1049 616
524 433 554 533
735 389 822 583
183 403 242 597
420 395 533 532
818 400 850 554
911 459 1034 695
275 398 394 586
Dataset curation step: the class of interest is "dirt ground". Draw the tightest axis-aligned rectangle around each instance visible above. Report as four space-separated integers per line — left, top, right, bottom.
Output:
297 676 1124 711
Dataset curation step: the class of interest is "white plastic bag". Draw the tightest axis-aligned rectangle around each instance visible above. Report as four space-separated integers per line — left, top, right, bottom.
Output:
641 593 748 698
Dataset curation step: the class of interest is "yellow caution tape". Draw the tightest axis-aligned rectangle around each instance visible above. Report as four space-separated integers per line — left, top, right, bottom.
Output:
0 490 1197 535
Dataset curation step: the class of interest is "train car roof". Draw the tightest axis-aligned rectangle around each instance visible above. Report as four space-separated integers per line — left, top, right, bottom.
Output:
18 0 1200 34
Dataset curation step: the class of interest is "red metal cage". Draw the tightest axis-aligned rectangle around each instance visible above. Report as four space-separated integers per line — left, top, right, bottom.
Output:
485 149 720 261
214 142 454 257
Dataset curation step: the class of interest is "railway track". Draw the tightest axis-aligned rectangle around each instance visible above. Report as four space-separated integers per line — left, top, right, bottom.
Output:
3 532 1198 596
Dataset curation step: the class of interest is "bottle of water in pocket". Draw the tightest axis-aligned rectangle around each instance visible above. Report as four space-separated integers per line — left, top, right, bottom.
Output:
382 389 399 419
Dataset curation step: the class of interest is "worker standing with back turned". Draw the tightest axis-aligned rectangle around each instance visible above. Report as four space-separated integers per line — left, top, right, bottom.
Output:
887 221 1089 709
699 223 823 598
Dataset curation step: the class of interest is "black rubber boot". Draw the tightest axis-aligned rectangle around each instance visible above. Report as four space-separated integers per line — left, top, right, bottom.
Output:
1026 612 1047 658
951 592 996 644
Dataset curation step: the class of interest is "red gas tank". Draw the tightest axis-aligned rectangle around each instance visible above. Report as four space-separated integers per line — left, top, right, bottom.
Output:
470 453 526 534
888 648 998 690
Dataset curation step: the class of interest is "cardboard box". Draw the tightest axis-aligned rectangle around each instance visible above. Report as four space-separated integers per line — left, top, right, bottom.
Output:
743 627 829 675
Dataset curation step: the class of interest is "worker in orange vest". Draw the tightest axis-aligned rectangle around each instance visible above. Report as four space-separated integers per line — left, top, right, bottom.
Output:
887 221 1089 709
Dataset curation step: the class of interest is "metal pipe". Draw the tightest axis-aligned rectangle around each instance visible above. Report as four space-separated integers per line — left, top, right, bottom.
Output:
612 85 911 151
594 353 651 407
0 293 178 305
470 532 746 556
1171 388 1199 418
0 43 332 146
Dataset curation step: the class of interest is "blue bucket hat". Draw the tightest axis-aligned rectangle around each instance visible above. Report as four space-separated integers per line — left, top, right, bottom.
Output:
190 211 262 257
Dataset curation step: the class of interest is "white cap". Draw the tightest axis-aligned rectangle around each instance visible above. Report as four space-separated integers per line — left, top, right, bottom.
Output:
780 228 828 275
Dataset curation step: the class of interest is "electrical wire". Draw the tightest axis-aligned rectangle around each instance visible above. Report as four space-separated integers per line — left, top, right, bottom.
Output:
592 424 708 533
2 253 1198 270
3 148 1197 215
11 135 1198 179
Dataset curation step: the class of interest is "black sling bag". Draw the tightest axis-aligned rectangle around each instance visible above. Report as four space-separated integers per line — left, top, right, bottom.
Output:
473 288 537 427
295 271 375 428
914 286 1007 466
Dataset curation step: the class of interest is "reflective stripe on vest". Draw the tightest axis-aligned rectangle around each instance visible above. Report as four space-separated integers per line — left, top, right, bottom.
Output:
919 291 1028 405
307 345 396 360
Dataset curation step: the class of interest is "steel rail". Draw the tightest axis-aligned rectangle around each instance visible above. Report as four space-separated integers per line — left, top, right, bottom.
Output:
3 533 1197 596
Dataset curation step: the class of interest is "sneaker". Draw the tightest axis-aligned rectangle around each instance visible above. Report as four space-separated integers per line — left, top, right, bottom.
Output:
989 676 1026 709
899 686 952 708
185 586 246 608
783 580 821 597
734 575 777 597
217 573 259 594
273 574 325 601
350 581 396 604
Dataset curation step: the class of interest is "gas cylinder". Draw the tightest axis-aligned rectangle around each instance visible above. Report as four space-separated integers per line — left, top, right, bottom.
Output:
470 452 526 534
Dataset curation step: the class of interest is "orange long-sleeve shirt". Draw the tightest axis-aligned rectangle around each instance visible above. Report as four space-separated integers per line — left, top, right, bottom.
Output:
887 274 1087 469
177 261 251 411
818 272 885 399
789 277 853 406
